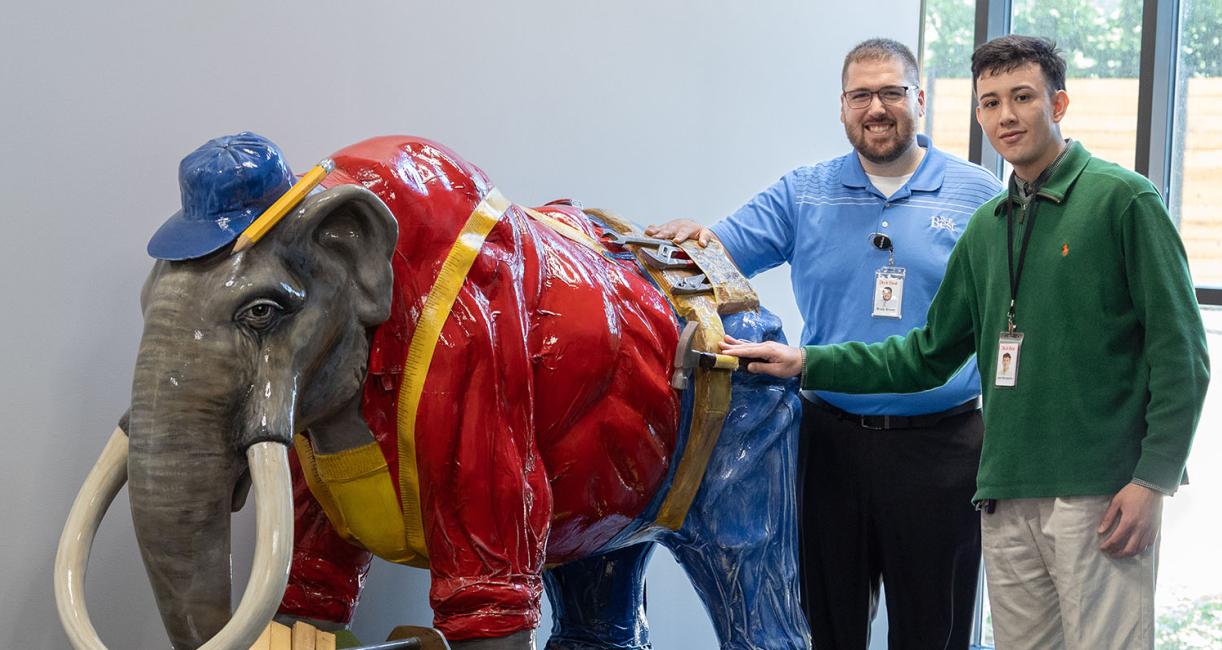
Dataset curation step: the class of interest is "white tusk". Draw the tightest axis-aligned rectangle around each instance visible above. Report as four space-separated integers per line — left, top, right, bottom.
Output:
55 434 293 650
54 427 129 650
198 441 293 650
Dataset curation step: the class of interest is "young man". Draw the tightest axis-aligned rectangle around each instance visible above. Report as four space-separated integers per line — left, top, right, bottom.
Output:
648 39 1001 649
723 35 1210 649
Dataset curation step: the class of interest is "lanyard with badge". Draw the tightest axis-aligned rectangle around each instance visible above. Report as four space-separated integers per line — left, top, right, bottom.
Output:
870 232 905 319
996 191 1041 388
996 143 1071 388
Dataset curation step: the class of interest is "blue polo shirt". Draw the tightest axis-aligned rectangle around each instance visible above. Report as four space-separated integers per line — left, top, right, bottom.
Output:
712 135 1002 416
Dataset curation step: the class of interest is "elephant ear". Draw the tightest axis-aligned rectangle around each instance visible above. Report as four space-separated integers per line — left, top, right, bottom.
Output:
286 184 399 326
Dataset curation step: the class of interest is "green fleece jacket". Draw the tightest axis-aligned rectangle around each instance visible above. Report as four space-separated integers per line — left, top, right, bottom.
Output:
803 141 1209 501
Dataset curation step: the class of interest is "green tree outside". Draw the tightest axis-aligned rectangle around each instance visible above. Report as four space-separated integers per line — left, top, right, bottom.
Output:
924 0 1222 79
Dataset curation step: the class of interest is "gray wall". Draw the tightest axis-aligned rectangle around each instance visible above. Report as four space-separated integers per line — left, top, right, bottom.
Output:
0 1 918 647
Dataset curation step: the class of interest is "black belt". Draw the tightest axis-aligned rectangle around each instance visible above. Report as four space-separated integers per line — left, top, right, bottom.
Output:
808 395 980 431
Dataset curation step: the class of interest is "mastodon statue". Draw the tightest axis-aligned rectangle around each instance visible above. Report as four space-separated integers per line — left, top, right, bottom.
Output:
54 133 808 650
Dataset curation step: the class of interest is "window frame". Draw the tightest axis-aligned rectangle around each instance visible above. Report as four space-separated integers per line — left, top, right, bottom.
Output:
920 0 1220 306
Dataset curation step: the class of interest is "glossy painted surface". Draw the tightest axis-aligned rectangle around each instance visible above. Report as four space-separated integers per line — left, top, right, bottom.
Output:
148 132 295 261
119 133 805 648
542 309 807 649
128 156 399 647
282 137 806 646
281 137 682 639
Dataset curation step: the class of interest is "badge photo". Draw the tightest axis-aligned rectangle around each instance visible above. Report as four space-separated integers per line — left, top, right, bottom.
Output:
995 332 1024 388
872 267 905 319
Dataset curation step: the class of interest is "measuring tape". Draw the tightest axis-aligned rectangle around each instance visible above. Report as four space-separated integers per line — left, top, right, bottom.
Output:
395 187 513 560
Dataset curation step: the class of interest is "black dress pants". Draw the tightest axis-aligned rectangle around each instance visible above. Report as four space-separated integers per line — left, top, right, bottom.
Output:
798 397 983 650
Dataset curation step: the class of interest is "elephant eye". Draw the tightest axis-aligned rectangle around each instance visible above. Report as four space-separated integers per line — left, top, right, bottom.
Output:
235 299 285 331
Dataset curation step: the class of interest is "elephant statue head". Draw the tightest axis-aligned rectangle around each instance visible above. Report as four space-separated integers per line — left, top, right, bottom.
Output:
56 133 399 650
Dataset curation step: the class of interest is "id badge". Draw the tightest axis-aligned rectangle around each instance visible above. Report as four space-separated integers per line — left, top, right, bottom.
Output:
872 266 905 319
995 332 1024 388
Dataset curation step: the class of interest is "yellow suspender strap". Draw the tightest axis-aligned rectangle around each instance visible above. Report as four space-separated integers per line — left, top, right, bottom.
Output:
396 187 513 561
521 206 615 261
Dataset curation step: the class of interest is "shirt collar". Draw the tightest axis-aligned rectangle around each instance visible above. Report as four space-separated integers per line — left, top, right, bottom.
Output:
993 140 1092 216
841 134 944 198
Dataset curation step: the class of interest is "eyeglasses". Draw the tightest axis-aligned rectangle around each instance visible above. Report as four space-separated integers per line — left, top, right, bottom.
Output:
842 86 917 109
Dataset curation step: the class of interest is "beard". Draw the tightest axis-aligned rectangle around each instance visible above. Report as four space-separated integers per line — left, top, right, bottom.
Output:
845 115 916 165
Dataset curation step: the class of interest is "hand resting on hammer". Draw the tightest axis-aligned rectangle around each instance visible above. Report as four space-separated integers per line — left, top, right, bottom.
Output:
719 336 804 379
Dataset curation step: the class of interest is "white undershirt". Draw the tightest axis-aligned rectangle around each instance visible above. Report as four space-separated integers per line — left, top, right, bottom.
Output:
865 171 914 199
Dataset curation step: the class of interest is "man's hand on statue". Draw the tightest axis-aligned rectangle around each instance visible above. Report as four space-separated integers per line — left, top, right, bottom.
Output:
1097 482 1164 558
644 219 718 247
719 336 804 378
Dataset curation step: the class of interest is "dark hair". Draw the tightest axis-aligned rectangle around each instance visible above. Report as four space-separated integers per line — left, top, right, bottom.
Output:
842 38 920 87
971 35 1067 94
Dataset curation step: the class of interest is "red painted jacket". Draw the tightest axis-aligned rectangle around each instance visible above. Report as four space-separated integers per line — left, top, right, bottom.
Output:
279 136 680 640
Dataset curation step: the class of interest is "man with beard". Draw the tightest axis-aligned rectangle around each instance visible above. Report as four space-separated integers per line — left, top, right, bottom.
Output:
647 39 1001 649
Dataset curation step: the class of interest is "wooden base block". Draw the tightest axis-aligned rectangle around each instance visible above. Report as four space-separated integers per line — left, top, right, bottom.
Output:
248 621 337 650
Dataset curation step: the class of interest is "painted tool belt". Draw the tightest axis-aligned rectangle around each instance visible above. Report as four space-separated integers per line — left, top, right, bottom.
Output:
578 208 758 530
581 207 759 317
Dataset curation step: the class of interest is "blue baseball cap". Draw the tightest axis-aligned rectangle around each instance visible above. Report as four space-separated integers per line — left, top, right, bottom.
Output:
148 132 295 260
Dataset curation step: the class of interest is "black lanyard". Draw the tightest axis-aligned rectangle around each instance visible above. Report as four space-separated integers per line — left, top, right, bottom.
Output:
1004 195 1041 334
1004 142 1072 333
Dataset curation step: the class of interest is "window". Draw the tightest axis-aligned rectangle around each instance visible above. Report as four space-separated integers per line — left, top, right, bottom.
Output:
1170 0 1222 286
1011 0 1145 171
921 0 977 160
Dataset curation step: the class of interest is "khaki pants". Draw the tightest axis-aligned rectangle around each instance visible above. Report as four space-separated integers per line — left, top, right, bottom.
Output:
980 496 1157 650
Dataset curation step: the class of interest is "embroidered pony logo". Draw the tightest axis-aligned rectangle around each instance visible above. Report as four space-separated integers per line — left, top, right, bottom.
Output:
929 214 957 233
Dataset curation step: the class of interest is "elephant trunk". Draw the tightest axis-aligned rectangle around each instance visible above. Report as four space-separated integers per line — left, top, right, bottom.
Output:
126 418 294 650
130 440 293 650
125 306 294 650
128 417 238 649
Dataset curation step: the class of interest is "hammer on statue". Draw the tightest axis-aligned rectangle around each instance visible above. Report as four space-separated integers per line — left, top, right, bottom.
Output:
670 321 766 390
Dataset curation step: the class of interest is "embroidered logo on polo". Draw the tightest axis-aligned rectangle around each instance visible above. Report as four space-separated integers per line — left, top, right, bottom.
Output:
929 214 957 233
